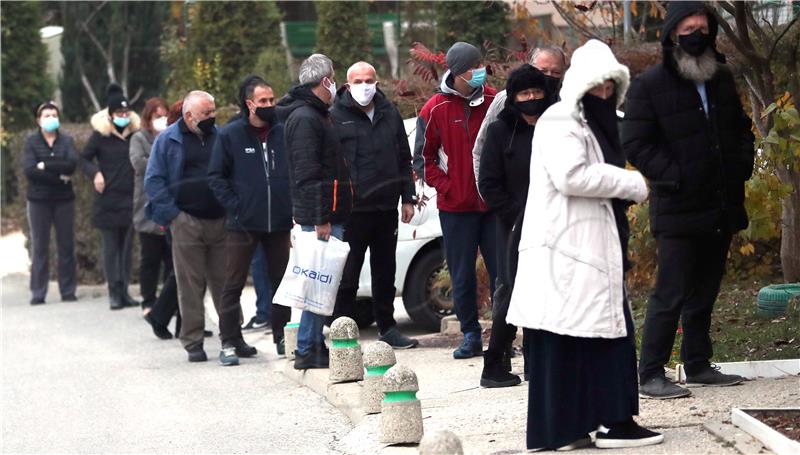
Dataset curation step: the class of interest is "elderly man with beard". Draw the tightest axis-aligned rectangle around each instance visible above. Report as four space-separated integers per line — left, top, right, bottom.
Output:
622 1 755 400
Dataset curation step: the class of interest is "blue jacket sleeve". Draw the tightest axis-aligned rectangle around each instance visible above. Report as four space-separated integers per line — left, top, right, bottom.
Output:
143 134 180 226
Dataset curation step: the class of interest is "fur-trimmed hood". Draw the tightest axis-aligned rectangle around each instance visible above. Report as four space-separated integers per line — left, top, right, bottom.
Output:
90 108 141 139
558 39 630 120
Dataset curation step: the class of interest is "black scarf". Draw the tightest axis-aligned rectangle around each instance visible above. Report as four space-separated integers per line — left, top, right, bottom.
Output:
582 93 633 271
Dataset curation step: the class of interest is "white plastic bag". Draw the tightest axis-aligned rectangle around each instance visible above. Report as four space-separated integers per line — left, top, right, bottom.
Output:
274 230 350 316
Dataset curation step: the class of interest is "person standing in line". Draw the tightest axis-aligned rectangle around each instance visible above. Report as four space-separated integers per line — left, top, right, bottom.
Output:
279 53 353 370
416 41 498 359
477 64 554 388
506 39 663 450
145 91 225 362
208 75 293 366
623 1 752 399
330 61 419 350
130 97 170 313
23 101 78 305
80 83 140 310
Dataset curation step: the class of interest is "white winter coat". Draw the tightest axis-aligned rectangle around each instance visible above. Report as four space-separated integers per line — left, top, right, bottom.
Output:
506 40 649 339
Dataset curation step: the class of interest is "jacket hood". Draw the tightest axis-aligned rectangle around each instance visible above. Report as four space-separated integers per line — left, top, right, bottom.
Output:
439 70 487 105
90 108 141 138
559 39 629 119
277 84 329 121
660 1 719 47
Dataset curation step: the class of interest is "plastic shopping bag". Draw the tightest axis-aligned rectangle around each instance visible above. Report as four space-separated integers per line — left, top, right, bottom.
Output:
274 230 350 316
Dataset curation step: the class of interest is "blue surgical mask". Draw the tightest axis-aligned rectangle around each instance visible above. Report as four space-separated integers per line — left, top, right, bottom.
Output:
41 117 59 132
465 67 487 88
113 116 131 128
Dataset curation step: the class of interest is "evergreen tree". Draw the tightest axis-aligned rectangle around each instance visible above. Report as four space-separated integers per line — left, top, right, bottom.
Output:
1 1 54 131
315 1 371 70
434 1 510 51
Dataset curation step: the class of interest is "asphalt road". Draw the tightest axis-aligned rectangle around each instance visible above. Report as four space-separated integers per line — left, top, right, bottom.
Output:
1 273 352 454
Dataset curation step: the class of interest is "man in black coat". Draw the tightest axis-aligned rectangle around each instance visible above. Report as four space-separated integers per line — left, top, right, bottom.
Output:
622 1 755 399
208 75 293 366
279 53 353 370
330 61 419 350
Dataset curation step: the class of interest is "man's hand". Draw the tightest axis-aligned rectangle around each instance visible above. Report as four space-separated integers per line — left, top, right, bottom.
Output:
93 172 105 194
315 222 332 241
401 203 414 224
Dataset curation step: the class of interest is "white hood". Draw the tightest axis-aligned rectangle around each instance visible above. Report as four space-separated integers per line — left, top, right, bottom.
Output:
558 39 630 119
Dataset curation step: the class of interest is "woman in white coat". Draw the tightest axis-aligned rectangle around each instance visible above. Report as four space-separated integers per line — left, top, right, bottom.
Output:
506 40 662 450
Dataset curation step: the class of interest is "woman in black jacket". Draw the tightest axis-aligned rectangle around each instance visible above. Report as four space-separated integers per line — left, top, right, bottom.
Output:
23 101 78 304
80 84 141 310
477 64 554 387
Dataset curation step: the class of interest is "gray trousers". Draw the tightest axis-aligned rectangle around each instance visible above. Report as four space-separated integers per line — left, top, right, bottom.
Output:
27 200 76 300
169 212 226 351
99 226 134 290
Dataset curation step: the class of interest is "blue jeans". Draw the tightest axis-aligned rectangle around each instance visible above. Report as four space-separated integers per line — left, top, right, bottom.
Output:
439 211 498 335
250 246 272 323
296 224 346 356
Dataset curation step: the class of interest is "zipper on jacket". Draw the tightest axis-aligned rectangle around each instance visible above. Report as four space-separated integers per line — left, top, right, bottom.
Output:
332 179 338 213
260 139 272 231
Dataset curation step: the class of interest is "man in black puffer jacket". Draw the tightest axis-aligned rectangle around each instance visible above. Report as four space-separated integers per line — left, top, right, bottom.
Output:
330 61 418 350
622 1 755 400
279 53 352 370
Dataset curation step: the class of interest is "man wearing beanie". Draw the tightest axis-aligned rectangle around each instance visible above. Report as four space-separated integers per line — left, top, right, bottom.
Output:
413 41 498 359
80 83 141 310
622 1 755 399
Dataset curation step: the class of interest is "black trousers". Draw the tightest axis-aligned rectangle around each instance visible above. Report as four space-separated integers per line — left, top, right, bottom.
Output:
147 231 179 329
486 216 522 364
139 232 171 305
99 226 133 289
638 231 732 382
27 200 76 300
219 230 291 345
334 211 399 334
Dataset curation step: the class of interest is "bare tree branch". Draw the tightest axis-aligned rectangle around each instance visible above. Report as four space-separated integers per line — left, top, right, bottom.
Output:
550 1 603 41
77 61 101 112
768 15 800 62
129 86 144 105
744 4 769 45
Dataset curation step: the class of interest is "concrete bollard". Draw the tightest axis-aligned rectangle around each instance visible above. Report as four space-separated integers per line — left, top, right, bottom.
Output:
284 322 299 360
418 430 463 455
380 364 423 444
329 317 363 383
362 341 397 414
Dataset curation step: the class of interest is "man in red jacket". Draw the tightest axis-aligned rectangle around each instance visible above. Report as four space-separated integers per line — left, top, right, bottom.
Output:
415 41 498 359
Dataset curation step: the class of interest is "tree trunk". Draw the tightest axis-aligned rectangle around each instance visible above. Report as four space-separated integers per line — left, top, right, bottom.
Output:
780 168 800 282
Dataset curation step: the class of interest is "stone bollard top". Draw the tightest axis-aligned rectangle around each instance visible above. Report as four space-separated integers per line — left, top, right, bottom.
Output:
418 430 464 455
382 364 419 392
363 341 396 368
330 316 359 341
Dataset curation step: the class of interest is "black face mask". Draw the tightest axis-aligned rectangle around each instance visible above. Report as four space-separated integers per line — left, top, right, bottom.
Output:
255 106 276 125
678 29 712 57
544 75 561 99
517 98 550 117
196 117 216 135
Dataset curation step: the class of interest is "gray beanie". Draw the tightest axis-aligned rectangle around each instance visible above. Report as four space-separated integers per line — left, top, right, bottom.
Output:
446 42 481 76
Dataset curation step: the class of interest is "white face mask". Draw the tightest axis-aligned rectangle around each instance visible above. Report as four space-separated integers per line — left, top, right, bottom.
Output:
152 116 168 132
324 77 337 104
349 82 376 106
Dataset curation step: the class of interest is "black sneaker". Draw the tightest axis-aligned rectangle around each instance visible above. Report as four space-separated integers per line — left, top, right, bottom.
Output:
480 370 522 388
219 345 240 366
453 333 483 359
144 313 173 340
61 294 78 302
379 327 419 349
639 374 691 400
232 339 257 358
294 346 329 370
595 420 663 449
685 364 744 387
242 316 270 331
30 297 45 305
276 338 286 356
187 347 208 363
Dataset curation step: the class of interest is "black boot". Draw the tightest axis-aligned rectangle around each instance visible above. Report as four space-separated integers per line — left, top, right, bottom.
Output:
119 283 140 307
503 345 513 373
109 283 124 310
481 352 521 388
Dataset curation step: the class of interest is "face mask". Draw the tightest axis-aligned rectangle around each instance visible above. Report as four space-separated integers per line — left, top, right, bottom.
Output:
196 117 216 135
517 98 550 117
678 29 712 57
255 106 276 124
41 117 60 133
582 93 617 117
349 82 377 106
544 75 561 99
152 116 168 132
324 77 337 104
462 67 487 88
112 116 131 128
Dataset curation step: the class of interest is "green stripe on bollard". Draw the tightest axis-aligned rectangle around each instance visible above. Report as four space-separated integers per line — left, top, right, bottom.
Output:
331 339 359 348
383 391 417 402
365 365 392 376
285 323 300 328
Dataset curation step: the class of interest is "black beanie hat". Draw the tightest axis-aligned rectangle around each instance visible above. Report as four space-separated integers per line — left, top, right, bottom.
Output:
504 64 547 107
661 1 719 47
106 83 129 114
